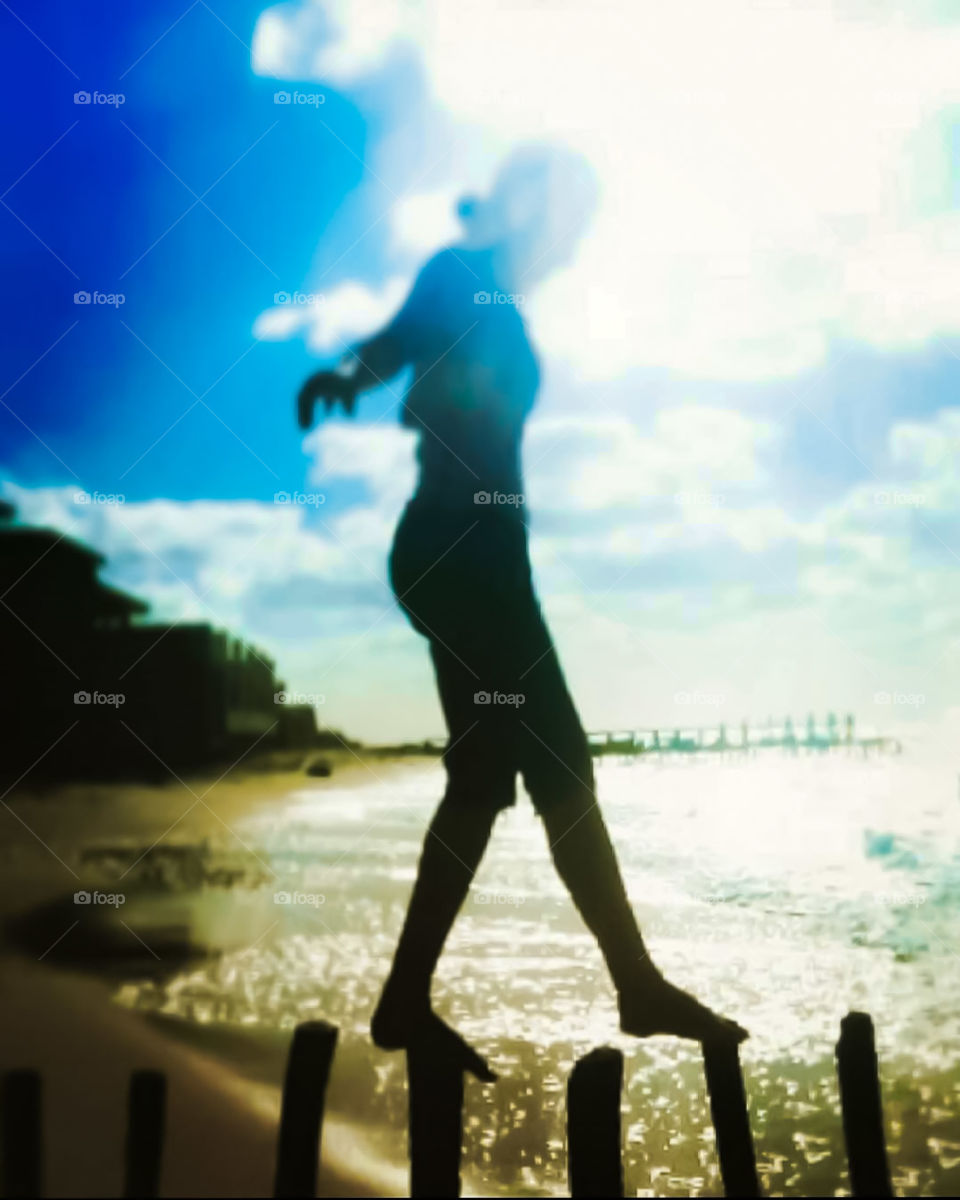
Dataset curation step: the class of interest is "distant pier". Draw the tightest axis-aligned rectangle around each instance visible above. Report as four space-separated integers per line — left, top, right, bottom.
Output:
587 714 901 758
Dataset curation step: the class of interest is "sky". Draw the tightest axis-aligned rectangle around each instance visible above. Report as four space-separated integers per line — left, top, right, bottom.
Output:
3 0 960 742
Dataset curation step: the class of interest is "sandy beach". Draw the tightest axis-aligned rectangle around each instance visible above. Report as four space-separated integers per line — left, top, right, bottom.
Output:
0 953 405 1198
0 751 413 1198
2 747 959 1196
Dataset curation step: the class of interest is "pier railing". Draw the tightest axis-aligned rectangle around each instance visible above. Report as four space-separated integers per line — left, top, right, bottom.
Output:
0 1011 894 1198
587 728 901 757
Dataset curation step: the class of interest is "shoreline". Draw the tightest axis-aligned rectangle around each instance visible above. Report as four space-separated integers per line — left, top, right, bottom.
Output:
0 952 407 1198
0 753 431 1197
2 752 959 1195
0 750 431 914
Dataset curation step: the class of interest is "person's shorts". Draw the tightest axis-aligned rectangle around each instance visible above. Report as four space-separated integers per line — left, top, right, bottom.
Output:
389 497 595 813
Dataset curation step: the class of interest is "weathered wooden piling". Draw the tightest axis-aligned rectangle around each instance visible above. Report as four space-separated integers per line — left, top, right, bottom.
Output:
273 1020 338 1198
702 1039 760 1197
835 1011 893 1197
124 1069 166 1199
1 1069 42 1199
567 1046 624 1198
0 1011 903 1197
407 1050 465 1198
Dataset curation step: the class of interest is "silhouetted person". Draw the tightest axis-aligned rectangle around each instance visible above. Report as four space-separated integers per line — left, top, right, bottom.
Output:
297 146 747 1078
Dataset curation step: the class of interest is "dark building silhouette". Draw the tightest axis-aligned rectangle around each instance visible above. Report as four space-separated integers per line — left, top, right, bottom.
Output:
0 508 317 783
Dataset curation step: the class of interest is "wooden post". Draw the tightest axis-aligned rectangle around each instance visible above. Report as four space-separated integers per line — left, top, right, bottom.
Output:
407 1049 465 1198
567 1047 624 1198
702 1040 760 1197
274 1021 338 1198
124 1070 166 1199
835 1012 893 1197
1 1069 42 1199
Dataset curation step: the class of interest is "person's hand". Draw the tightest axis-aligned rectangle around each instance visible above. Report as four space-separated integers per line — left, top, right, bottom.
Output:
297 370 358 429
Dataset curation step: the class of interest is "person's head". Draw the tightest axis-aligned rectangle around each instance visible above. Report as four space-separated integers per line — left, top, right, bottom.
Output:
457 144 597 287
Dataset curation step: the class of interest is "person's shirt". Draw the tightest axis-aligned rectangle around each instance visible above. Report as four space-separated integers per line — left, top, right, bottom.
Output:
354 247 540 504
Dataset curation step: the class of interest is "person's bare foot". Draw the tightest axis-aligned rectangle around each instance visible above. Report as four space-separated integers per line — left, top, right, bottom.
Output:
618 969 748 1045
371 986 497 1082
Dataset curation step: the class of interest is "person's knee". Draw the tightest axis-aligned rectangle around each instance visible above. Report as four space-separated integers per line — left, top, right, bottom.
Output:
440 773 516 819
525 758 596 822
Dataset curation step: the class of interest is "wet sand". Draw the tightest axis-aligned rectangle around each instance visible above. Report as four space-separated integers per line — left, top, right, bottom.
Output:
0 954 405 1198
0 751 414 1198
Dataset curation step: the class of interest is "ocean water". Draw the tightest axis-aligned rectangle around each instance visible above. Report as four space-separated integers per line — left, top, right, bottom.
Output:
112 747 960 1196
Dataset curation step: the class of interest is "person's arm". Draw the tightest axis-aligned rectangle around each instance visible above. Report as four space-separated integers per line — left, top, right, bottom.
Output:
336 325 409 392
296 254 444 429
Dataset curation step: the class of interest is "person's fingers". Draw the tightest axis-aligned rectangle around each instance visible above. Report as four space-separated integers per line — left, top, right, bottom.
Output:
296 390 312 430
297 373 353 427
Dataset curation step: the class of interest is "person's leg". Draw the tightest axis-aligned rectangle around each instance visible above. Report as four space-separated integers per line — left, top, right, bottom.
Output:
371 789 500 1035
540 783 648 990
520 634 747 1043
540 790 746 1041
371 637 514 1078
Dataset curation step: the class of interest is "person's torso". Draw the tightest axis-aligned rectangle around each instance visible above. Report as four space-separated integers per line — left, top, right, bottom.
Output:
401 248 539 505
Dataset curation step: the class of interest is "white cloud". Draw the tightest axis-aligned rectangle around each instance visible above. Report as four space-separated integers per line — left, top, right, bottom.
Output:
254 276 412 351
10 402 960 737
389 187 462 256
889 408 960 497
526 407 775 516
254 0 960 381
254 0 420 84
304 420 418 552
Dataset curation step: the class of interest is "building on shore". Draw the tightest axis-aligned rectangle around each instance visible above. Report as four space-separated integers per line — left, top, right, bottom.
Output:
0 508 318 783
